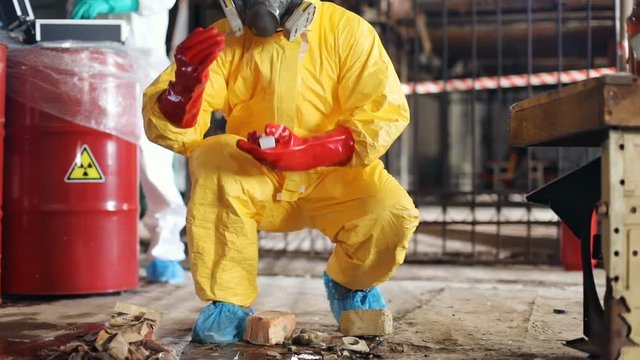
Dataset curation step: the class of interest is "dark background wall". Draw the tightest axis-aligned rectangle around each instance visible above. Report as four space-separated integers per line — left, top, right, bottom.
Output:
28 0 68 18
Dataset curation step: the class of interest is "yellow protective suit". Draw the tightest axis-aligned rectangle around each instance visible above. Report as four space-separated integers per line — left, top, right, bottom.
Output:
142 0 420 307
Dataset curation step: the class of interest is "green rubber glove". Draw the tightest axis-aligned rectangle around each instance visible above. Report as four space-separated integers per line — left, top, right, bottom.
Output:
71 0 139 19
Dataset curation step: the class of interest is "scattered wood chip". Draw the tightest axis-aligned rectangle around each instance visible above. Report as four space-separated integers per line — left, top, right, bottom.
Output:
42 303 174 360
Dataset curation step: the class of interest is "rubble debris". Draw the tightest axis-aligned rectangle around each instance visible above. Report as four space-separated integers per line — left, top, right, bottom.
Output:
244 311 297 345
291 329 331 347
128 344 150 359
100 302 161 343
266 350 283 359
102 333 129 359
340 309 393 336
149 352 178 360
40 303 176 360
341 336 370 353
367 338 385 353
388 343 407 353
290 352 323 360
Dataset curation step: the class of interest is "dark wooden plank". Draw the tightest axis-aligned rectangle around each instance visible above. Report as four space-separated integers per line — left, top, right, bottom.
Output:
509 78 605 147
510 77 601 112
509 74 640 147
604 82 640 128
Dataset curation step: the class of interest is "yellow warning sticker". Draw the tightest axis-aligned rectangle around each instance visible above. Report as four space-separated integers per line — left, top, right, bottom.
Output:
65 145 105 183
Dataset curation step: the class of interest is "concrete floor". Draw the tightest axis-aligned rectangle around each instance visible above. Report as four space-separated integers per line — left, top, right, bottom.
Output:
0 258 600 359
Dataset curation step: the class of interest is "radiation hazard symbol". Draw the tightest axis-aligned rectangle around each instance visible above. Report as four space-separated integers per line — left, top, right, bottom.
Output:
65 145 105 183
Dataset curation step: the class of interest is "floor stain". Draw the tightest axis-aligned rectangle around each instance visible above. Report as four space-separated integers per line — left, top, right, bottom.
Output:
0 321 104 360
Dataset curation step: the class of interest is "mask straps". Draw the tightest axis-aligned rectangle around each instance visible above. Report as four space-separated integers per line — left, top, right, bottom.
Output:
219 0 244 36
282 1 316 41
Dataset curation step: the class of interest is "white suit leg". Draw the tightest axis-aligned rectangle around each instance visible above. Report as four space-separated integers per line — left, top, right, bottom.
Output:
139 134 187 261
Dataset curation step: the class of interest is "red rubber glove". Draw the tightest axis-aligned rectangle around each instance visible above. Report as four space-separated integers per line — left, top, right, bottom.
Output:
236 124 355 171
157 27 225 128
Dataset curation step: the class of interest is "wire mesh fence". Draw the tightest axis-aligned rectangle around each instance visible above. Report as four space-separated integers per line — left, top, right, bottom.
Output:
254 0 619 264
186 0 621 264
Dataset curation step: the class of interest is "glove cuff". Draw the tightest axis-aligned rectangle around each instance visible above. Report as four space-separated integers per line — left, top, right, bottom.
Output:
109 0 139 13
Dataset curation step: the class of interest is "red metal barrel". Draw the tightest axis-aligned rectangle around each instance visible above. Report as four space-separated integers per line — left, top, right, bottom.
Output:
2 47 139 295
0 44 6 301
560 210 598 271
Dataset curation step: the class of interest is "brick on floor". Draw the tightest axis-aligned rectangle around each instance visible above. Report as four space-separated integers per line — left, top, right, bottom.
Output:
244 311 297 345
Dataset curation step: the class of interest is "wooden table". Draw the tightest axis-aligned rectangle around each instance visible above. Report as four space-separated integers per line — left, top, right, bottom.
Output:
510 73 640 359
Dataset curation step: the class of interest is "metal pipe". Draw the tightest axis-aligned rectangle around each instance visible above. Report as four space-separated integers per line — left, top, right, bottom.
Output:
471 0 478 256
495 0 503 260
587 0 593 77
526 0 534 263
441 0 450 255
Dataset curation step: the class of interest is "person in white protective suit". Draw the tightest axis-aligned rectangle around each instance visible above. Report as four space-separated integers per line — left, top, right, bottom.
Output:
69 0 188 284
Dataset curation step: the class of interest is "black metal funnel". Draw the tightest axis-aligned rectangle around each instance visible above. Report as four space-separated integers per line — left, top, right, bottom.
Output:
526 157 604 355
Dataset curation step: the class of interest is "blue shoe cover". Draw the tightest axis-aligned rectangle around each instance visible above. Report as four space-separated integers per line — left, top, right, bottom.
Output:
146 259 185 285
192 302 255 344
323 272 386 322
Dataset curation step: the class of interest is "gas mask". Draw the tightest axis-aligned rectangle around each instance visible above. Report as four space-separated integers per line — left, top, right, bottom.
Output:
218 0 316 41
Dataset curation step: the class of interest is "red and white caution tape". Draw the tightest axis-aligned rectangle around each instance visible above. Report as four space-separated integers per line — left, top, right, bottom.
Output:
402 67 618 95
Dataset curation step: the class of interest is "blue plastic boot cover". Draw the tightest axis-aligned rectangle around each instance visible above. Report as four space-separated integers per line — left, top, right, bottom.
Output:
146 259 185 285
192 302 256 344
322 272 386 322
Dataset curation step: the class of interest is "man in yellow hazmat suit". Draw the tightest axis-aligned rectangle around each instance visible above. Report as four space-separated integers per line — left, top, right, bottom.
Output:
142 0 420 344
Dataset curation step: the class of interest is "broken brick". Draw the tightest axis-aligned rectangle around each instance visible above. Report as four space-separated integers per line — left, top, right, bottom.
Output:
339 309 393 336
244 311 296 345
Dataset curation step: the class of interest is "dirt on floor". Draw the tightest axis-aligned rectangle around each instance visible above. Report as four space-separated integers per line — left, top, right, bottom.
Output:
0 260 597 359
